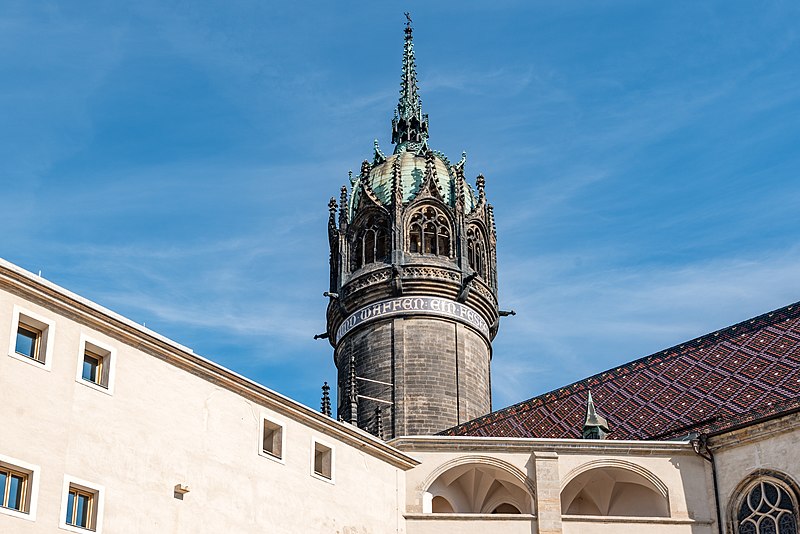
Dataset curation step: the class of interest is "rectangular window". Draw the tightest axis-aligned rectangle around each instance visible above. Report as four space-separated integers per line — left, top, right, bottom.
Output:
76 335 115 394
262 419 283 459
66 487 93 529
0 455 39 521
60 477 103 533
82 351 101 384
14 325 40 361
312 440 334 482
8 306 55 370
0 468 27 512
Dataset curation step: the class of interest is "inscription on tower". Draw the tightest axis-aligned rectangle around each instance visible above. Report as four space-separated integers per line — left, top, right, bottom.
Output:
336 296 490 342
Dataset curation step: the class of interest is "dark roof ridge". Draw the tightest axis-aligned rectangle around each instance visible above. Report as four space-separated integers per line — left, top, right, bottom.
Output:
442 298 800 436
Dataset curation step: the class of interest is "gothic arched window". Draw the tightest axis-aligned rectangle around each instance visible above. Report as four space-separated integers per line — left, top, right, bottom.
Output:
408 207 451 257
466 226 487 278
351 215 389 271
736 478 799 534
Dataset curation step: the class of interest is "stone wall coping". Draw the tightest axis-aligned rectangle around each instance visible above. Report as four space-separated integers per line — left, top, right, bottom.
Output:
389 435 694 455
562 515 713 525
404 513 712 524
0 257 420 471
405 513 535 521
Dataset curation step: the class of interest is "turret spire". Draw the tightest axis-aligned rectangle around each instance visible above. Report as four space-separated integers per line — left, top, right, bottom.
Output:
392 13 429 152
582 390 610 439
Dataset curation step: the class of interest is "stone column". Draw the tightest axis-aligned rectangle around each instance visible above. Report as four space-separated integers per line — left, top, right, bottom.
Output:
533 451 562 534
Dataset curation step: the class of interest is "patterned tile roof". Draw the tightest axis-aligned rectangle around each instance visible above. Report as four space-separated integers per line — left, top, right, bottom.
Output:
443 301 800 440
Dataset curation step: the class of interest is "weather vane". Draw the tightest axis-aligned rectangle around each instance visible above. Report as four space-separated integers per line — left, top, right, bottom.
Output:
404 12 412 25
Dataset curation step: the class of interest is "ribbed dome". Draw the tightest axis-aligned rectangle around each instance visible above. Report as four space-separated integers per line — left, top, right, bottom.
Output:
349 150 476 219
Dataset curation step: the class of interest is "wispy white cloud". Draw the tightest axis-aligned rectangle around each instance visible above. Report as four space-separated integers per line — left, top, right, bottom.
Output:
491 246 800 408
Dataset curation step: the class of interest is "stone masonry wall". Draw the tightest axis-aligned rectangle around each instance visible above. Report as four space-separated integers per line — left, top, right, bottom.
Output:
336 316 492 438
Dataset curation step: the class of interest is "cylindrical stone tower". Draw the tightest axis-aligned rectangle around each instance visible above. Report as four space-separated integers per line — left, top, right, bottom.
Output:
325 19 500 439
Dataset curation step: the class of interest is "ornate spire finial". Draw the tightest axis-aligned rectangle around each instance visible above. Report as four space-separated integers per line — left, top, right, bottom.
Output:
392 14 429 152
328 197 337 232
476 174 486 202
582 390 610 439
321 382 332 417
374 139 386 164
455 151 467 170
360 159 372 178
339 186 348 227
487 203 497 238
391 154 403 207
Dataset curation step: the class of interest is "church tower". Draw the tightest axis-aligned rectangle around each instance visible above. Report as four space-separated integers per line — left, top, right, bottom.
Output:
325 18 500 439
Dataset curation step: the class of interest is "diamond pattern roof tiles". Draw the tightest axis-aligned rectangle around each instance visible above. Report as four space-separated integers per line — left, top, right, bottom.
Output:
443 301 800 440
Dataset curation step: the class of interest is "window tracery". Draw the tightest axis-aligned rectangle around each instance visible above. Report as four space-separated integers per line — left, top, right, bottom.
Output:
736 479 799 534
351 215 389 271
408 207 451 257
466 226 487 278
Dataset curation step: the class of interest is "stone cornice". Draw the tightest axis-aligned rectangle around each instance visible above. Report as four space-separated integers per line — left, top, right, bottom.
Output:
405 513 535 521
389 435 694 456
0 258 420 471
707 410 800 450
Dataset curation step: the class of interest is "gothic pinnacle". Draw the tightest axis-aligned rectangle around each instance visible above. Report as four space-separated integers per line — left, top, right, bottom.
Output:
339 186 348 227
321 382 332 417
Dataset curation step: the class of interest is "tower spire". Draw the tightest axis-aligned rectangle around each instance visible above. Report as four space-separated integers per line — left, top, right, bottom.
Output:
392 13 429 152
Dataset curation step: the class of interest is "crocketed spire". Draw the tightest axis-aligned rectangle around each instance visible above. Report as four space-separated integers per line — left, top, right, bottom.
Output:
391 13 429 152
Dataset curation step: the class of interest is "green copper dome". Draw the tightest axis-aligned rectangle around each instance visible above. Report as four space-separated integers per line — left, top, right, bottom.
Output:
349 150 477 219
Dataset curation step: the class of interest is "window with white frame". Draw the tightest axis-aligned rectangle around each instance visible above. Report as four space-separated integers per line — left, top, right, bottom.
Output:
76 335 116 394
0 454 39 521
259 416 285 462
311 439 334 482
60 476 104 533
8 306 55 370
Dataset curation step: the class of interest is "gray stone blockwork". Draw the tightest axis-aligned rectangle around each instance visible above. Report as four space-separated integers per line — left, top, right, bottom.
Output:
335 316 491 438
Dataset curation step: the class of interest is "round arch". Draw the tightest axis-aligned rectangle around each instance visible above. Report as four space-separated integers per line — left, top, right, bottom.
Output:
421 455 535 515
560 460 670 517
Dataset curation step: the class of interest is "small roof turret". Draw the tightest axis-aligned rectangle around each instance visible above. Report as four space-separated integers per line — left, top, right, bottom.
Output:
582 391 610 440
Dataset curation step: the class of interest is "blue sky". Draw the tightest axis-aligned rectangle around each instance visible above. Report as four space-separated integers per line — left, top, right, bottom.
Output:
2 1 799 413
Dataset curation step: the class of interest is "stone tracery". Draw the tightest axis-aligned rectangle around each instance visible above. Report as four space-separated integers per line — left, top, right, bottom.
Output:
735 477 799 534
350 214 390 272
408 206 452 257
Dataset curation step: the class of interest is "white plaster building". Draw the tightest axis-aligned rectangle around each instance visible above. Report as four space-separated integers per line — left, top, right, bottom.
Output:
2 253 799 533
